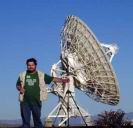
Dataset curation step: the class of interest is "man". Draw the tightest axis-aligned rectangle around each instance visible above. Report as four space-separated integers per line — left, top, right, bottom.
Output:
16 58 69 128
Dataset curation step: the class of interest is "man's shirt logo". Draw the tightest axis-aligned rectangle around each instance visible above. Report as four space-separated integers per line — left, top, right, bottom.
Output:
26 75 31 78
26 79 37 86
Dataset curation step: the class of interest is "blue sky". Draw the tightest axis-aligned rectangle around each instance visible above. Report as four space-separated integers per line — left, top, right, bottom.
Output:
0 0 133 120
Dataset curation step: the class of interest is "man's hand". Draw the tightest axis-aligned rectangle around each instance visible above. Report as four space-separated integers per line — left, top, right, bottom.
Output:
61 77 70 83
53 77 69 84
16 85 25 94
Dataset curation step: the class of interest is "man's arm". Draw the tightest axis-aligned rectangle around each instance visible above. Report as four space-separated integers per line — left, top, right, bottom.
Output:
44 74 69 84
16 77 25 94
52 77 69 83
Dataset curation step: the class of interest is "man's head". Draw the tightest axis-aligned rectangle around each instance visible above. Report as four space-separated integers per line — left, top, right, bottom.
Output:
26 58 37 73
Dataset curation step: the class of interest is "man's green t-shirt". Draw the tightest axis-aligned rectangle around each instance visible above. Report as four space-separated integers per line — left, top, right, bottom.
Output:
16 71 53 105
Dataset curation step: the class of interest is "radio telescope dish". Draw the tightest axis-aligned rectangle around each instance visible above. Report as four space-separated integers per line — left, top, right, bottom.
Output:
60 16 120 105
47 16 120 126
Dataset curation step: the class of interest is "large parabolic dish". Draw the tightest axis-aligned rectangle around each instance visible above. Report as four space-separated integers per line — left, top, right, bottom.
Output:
60 16 120 105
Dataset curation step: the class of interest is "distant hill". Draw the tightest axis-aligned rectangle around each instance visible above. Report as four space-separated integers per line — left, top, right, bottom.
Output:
0 119 21 127
0 112 133 127
92 112 133 121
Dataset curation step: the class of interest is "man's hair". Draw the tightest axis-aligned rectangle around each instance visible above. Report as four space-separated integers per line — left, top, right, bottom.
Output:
26 58 37 65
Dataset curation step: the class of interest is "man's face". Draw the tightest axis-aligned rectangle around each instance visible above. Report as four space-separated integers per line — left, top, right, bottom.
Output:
27 62 36 72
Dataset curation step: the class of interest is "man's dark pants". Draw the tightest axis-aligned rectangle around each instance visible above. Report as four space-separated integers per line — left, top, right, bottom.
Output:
20 102 43 128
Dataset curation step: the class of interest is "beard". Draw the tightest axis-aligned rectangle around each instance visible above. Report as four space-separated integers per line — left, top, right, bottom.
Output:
27 67 36 73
